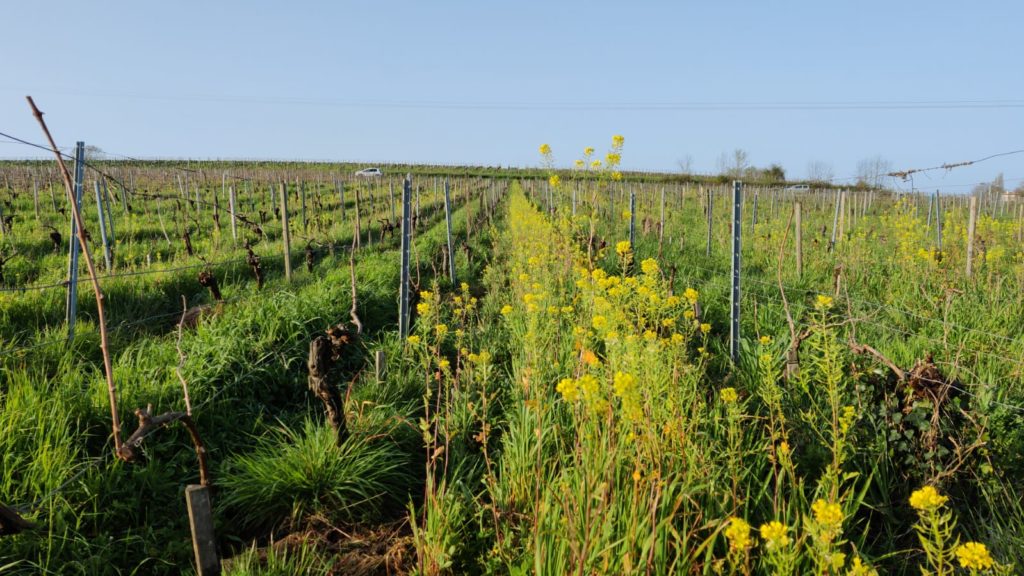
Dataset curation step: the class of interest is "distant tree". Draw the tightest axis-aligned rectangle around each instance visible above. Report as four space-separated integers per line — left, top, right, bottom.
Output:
717 149 749 178
677 155 694 176
855 155 892 189
993 173 1005 194
972 173 1006 197
84 145 107 161
806 160 834 184
763 163 786 183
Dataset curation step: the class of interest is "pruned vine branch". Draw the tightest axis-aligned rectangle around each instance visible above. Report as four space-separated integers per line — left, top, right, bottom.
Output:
117 404 209 487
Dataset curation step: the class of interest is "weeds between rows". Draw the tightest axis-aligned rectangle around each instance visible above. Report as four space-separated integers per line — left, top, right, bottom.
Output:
0 180 502 574
393 180 1017 574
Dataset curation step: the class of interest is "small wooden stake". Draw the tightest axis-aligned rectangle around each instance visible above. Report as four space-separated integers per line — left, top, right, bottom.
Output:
185 485 220 576
280 183 292 282
795 202 803 279
966 195 978 278
375 349 386 382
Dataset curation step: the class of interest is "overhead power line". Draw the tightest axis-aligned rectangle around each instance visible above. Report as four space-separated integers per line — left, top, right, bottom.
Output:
4 88 1024 111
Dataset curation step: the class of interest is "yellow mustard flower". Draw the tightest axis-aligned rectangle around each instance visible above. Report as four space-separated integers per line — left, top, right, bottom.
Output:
909 486 948 511
848 557 879 576
612 371 636 397
407 335 421 345
549 174 561 188
759 335 772 345
815 294 834 309
724 517 752 551
612 134 625 148
574 159 585 168
416 301 430 315
812 499 844 529
641 258 659 275
700 323 711 334
955 542 994 571
683 287 699 304
539 143 551 155
578 374 599 399
721 387 738 403
556 378 580 402
759 521 791 549
584 146 595 156
500 304 513 315
615 240 632 255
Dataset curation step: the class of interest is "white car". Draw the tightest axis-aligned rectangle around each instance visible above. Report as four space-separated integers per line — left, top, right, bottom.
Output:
355 167 383 177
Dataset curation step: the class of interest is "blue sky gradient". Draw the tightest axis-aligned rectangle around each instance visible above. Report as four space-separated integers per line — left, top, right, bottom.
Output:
1 1 1021 192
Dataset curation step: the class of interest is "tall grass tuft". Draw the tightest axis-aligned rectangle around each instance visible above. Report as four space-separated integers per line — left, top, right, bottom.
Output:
218 419 414 532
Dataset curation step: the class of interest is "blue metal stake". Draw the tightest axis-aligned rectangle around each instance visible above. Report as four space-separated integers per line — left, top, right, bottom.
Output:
444 178 456 286
94 181 111 271
730 181 742 364
399 176 412 339
66 142 85 340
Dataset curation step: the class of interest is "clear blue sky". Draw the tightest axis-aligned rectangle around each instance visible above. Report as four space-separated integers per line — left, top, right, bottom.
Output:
1 1 1022 193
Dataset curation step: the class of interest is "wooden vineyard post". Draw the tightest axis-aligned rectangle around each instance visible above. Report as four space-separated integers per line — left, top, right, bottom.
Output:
337 179 346 221
729 181 742 364
93 182 112 271
353 187 362 250
751 187 759 229
1017 203 1023 244
185 485 220 576
838 189 846 241
101 179 116 248
33 178 40 221
659 186 665 251
828 189 840 253
300 180 308 233
389 180 396 222
228 185 238 242
465 184 472 242
399 176 412 339
572 180 577 217
628 189 636 248
935 190 943 254
966 195 978 278
444 178 456 286
375 350 386 383
279 183 292 282
66 142 85 340
795 202 803 279
705 186 713 257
